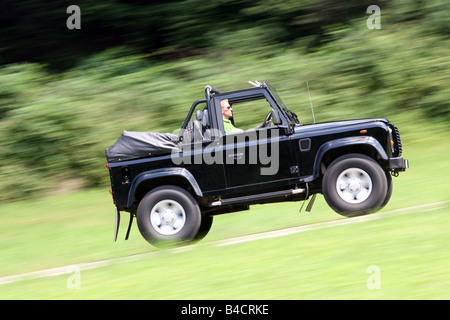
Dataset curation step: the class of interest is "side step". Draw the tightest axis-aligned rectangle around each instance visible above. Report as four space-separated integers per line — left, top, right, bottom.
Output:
209 188 305 207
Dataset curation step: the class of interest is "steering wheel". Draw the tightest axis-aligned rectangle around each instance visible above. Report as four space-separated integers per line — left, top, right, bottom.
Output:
261 110 273 128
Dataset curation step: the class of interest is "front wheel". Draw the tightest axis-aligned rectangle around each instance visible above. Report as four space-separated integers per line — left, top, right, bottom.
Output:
322 154 388 217
136 185 203 247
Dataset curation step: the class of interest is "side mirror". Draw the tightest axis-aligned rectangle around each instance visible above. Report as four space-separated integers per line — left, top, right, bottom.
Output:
272 109 282 125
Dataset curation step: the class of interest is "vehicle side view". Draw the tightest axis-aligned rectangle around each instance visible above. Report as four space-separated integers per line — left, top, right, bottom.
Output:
105 81 409 247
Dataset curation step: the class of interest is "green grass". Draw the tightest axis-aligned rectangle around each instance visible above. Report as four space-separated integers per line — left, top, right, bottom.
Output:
0 118 449 299
1 203 449 299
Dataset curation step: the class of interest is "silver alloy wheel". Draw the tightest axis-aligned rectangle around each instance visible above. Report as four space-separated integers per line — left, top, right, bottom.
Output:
336 168 373 204
150 199 186 236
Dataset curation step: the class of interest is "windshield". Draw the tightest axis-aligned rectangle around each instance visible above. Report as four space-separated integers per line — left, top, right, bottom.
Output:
264 82 300 125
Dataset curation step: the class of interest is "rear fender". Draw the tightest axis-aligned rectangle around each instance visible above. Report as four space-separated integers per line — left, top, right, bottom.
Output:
126 167 202 207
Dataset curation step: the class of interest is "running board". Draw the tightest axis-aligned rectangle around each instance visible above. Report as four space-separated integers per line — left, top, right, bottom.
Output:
209 188 305 207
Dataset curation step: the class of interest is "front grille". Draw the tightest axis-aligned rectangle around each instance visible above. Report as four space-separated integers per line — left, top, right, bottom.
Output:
389 124 403 156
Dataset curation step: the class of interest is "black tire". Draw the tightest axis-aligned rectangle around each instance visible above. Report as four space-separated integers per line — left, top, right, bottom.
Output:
322 154 388 217
136 185 202 247
192 214 213 243
381 172 393 209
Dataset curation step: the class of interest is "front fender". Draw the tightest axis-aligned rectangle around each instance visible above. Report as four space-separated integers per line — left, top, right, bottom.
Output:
311 136 388 180
126 167 202 207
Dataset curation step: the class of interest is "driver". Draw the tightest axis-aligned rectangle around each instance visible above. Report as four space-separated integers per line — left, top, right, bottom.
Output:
221 99 270 134
221 99 243 134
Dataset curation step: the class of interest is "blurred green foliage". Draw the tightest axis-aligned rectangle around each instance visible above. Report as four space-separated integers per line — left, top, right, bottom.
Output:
0 0 449 201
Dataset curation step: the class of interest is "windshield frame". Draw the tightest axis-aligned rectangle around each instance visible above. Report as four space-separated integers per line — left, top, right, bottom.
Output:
264 82 300 125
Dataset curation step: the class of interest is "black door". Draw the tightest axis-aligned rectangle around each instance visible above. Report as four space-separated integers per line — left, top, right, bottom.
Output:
222 126 298 190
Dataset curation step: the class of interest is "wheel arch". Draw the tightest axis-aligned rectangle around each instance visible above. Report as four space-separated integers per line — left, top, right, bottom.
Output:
313 137 388 178
127 168 202 208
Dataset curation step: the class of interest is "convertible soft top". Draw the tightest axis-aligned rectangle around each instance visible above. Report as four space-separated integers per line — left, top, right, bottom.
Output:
105 130 179 162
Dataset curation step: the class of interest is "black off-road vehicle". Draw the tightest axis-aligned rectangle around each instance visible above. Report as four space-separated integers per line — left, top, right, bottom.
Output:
105 81 408 247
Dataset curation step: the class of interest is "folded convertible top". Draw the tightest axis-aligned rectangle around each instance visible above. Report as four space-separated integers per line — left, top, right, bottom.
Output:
105 130 179 162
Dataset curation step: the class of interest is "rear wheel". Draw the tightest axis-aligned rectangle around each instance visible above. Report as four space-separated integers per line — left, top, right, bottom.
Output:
137 185 203 247
322 154 388 217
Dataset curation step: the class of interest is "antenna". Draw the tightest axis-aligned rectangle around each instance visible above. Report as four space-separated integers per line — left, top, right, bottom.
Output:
307 81 316 124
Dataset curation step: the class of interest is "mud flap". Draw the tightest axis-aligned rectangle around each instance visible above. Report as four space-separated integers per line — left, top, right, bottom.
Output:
306 194 316 212
114 207 134 242
125 212 133 240
114 207 120 242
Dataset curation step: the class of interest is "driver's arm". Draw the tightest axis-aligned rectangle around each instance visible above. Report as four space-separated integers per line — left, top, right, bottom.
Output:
255 116 272 129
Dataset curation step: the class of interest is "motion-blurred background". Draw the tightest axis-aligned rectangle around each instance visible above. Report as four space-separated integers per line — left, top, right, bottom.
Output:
0 0 448 201
0 1 449 299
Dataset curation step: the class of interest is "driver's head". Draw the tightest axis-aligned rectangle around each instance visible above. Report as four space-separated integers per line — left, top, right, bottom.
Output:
221 99 233 120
